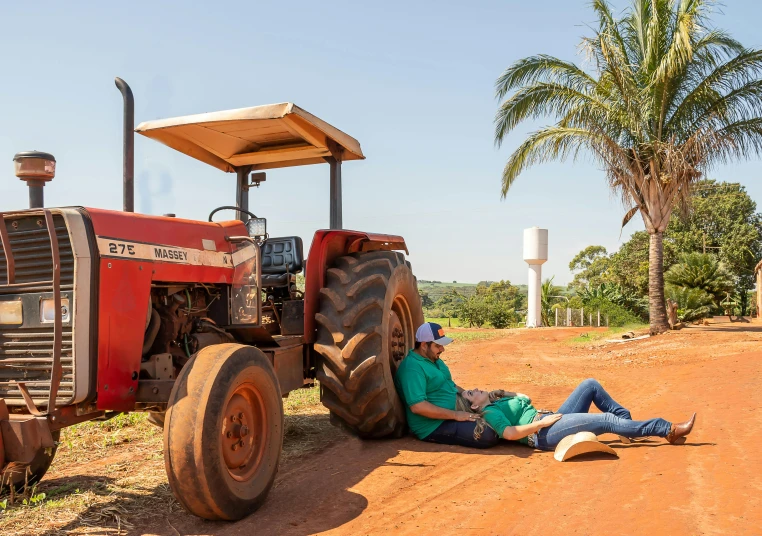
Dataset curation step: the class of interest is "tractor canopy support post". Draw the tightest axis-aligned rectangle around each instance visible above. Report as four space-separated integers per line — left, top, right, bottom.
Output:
327 156 342 229
235 165 253 222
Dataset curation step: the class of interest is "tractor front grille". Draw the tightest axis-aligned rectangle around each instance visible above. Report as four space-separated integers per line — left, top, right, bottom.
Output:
0 215 74 287
0 213 76 405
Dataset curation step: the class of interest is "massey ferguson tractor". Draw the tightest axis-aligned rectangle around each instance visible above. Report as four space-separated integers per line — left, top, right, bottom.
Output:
0 78 422 520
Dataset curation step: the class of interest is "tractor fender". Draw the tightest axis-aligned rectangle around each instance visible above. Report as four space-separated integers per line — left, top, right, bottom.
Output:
303 230 408 343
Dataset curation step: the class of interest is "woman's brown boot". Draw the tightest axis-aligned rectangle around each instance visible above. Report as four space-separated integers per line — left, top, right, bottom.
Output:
666 413 696 444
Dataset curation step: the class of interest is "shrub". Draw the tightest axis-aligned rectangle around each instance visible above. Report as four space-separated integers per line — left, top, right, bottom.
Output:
488 302 517 329
582 297 644 327
665 253 734 307
665 285 714 322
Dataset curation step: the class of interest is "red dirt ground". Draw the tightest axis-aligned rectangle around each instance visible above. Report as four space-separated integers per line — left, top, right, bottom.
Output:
145 320 762 535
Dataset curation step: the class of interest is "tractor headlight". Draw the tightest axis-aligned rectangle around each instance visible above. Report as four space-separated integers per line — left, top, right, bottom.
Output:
0 300 23 325
246 217 267 239
40 298 70 324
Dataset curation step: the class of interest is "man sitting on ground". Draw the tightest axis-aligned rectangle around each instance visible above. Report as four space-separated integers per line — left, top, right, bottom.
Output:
394 322 499 448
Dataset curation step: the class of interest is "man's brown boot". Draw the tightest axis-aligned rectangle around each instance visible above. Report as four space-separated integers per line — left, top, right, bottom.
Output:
666 413 696 444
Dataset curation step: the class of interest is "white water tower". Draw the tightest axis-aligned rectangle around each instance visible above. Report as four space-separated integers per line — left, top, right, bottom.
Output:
523 227 548 328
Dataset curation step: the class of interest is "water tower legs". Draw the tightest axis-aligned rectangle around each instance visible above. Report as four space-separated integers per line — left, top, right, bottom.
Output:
527 263 543 328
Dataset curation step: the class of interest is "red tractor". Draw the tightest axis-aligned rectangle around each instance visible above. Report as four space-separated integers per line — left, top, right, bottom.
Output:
0 78 422 520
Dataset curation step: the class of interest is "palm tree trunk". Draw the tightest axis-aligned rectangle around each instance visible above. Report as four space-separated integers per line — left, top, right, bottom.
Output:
648 231 670 334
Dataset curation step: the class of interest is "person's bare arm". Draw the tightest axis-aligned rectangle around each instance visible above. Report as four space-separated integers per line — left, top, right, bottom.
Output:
501 414 562 440
490 389 530 401
409 401 474 422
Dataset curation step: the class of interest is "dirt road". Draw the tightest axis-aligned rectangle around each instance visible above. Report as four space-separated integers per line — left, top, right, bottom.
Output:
149 322 761 535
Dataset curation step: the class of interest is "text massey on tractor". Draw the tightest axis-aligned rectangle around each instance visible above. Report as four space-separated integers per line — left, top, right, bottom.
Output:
0 78 422 519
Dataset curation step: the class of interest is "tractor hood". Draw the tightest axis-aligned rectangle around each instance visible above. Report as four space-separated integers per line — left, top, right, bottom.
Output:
135 102 364 172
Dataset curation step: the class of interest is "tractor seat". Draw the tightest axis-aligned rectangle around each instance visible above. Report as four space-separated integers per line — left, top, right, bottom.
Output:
260 236 303 288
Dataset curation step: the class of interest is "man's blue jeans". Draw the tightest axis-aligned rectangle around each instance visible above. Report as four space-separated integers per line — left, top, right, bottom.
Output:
535 378 672 450
423 420 500 449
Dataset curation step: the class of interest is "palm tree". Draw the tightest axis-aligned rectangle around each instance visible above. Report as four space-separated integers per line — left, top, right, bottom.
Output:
664 252 734 305
494 0 762 334
540 277 561 326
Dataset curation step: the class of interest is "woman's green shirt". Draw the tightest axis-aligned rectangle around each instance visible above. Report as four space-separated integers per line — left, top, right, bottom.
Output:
482 397 537 445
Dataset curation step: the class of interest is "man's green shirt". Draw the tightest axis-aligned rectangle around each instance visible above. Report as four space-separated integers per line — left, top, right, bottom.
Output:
394 349 458 439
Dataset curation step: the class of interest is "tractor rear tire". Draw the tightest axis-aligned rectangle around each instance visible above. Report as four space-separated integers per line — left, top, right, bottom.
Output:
315 251 423 438
164 344 283 520
1 431 60 492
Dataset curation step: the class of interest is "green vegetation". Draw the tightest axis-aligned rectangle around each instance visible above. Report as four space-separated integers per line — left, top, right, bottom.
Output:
566 181 762 323
665 286 714 322
421 280 526 328
569 324 648 344
494 0 762 334
665 252 734 306
424 317 465 328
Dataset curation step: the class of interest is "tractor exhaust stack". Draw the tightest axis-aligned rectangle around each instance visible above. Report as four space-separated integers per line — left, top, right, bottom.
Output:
115 77 134 212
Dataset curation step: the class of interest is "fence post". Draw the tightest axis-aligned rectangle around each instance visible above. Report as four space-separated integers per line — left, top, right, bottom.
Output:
581 307 584 326
589 312 592 326
567 308 571 327
555 308 558 327
597 310 600 327
606 315 609 327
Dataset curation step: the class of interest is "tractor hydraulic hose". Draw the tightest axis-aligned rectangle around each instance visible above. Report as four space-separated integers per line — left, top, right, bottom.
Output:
183 334 191 358
142 308 161 356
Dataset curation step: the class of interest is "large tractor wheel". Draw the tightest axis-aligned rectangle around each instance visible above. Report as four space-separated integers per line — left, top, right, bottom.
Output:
315 251 423 438
163 344 283 520
1 431 60 492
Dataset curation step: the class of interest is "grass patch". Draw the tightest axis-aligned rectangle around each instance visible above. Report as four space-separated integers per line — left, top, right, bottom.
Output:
0 384 337 535
424 317 464 327
449 328 515 343
568 323 648 345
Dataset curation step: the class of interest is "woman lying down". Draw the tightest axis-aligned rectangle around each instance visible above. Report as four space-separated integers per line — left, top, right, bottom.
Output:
459 379 696 450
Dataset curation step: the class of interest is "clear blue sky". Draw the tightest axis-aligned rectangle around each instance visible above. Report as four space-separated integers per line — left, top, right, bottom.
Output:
2 1 761 285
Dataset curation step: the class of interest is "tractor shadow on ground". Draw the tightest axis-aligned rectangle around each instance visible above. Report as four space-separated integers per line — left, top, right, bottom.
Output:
161 425 558 536
153 419 717 536
32 417 715 535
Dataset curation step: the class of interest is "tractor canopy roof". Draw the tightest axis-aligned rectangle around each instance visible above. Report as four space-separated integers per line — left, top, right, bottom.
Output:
135 102 364 173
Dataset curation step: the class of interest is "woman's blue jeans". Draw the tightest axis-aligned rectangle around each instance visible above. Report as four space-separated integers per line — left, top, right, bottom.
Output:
535 379 672 450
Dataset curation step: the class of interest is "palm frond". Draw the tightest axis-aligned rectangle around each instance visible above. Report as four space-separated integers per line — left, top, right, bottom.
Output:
494 55 596 100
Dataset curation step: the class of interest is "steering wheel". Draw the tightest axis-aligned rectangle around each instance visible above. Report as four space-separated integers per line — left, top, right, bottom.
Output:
208 206 258 222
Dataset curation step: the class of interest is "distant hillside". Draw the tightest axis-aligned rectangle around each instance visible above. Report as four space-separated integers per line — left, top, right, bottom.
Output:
418 280 528 302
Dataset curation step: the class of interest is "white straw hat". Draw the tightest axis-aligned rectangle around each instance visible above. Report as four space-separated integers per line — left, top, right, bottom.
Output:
553 431 618 462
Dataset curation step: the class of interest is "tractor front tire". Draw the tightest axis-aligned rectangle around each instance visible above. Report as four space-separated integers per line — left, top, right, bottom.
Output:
164 344 283 520
315 251 423 438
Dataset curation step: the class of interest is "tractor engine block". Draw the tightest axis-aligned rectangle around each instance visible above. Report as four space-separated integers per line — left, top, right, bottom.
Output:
141 285 232 378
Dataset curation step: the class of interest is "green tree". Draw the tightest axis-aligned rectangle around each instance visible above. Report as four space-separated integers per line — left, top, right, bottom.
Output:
667 180 762 314
665 286 714 322
432 290 463 318
494 0 762 334
664 252 734 306
540 277 562 326
568 246 611 292
419 290 434 309
455 295 490 328
608 230 683 298
487 301 517 329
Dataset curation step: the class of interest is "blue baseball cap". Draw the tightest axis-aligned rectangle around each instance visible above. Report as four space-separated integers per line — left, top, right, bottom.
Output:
415 322 453 346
